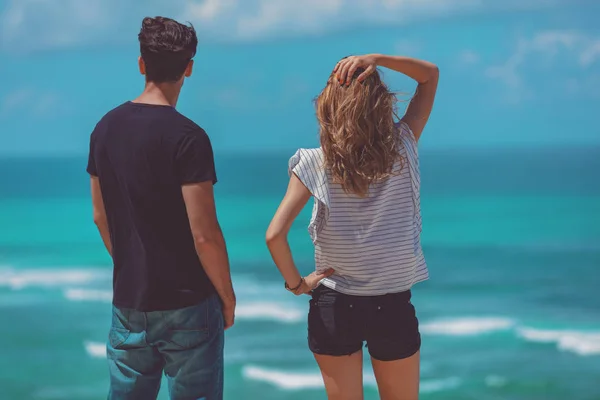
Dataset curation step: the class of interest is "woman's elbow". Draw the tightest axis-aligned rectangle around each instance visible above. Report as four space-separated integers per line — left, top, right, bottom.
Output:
265 229 285 246
93 212 106 226
429 65 440 80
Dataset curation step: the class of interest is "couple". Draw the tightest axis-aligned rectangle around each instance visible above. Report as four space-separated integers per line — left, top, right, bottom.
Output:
88 16 438 400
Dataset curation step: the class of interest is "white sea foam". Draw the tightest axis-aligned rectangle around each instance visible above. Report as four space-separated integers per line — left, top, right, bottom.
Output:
242 365 325 390
236 302 304 323
0 267 108 289
242 365 459 393
421 317 516 336
420 377 462 393
64 288 112 302
232 275 288 297
517 327 600 356
485 375 508 387
84 341 106 359
34 385 106 399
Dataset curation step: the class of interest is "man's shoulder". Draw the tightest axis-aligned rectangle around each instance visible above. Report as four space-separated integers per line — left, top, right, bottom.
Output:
172 110 208 138
103 102 132 120
91 102 130 135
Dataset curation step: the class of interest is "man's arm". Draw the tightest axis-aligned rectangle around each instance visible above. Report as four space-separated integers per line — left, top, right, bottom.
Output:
182 181 236 329
91 176 112 256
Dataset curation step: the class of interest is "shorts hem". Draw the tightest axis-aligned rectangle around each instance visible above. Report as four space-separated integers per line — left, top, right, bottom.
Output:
309 344 363 357
368 341 421 362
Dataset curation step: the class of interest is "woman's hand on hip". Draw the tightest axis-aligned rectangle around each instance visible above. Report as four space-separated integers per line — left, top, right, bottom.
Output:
295 269 335 295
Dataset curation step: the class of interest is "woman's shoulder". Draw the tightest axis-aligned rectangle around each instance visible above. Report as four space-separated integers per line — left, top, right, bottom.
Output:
395 120 417 142
289 148 324 170
291 147 324 159
394 121 419 159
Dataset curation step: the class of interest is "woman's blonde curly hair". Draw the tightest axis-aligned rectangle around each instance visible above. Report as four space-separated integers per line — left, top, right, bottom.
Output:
316 66 404 197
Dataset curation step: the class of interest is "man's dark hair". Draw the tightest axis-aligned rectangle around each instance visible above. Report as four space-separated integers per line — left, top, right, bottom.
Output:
138 17 198 83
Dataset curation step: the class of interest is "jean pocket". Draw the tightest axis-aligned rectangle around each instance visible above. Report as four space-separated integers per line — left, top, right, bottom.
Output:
165 300 212 349
108 327 131 349
167 329 209 350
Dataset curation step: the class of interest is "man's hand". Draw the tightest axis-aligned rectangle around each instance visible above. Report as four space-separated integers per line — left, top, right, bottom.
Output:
294 269 335 295
334 54 379 86
222 300 235 330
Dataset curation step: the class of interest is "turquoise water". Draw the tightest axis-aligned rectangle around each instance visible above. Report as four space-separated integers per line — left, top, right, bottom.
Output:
1 148 599 400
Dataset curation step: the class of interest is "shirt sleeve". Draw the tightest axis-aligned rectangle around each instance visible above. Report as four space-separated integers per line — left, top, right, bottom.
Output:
288 148 328 206
175 129 217 185
397 121 418 147
86 131 97 176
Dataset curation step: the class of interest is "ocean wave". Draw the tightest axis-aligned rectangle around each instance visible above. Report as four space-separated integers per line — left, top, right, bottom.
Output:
420 317 600 357
242 365 460 393
242 365 326 390
63 292 305 325
231 275 291 297
421 317 516 336
485 375 508 387
420 377 462 393
236 302 304 323
34 385 106 399
64 288 112 302
60 285 306 325
516 327 600 356
0 267 109 290
84 341 106 359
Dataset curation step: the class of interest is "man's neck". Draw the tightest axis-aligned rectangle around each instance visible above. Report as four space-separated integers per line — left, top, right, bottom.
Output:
133 81 182 108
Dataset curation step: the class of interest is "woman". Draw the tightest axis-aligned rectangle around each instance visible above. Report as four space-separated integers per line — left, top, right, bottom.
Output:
266 54 438 400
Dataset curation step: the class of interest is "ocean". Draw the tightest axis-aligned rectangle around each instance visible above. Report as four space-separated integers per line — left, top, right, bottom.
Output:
1 146 599 400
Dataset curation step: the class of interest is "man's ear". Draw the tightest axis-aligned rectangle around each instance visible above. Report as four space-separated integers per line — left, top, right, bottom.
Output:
184 60 194 78
138 56 146 76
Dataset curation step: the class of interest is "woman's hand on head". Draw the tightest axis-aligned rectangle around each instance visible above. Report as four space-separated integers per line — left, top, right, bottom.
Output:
334 54 379 86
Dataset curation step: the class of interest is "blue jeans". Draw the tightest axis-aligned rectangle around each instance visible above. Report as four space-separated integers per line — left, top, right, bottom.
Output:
107 294 224 400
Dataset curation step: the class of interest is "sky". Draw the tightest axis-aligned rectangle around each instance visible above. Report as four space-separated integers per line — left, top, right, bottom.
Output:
0 0 599 156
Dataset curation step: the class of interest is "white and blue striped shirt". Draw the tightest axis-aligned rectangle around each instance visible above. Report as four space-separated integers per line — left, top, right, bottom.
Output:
289 122 428 296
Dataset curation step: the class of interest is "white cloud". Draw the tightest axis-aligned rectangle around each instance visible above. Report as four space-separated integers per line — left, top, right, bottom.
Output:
564 74 600 99
236 0 343 39
185 0 237 21
211 75 310 110
530 31 580 53
395 39 421 55
0 89 32 116
0 88 67 118
485 30 600 102
528 30 600 67
580 41 600 68
1 0 110 50
0 0 583 52
485 39 528 89
458 50 481 65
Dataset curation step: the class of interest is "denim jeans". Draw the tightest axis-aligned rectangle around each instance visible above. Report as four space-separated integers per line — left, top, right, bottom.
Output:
107 294 224 400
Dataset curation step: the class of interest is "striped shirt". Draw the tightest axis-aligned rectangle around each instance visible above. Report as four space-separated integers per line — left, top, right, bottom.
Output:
288 122 428 296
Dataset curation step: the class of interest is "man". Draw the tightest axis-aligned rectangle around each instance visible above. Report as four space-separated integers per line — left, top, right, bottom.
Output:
87 16 235 400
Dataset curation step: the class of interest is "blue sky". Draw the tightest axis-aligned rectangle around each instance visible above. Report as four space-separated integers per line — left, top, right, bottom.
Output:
0 0 599 156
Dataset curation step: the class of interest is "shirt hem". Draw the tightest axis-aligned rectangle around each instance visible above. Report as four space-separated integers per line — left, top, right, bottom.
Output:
319 274 429 297
112 290 215 312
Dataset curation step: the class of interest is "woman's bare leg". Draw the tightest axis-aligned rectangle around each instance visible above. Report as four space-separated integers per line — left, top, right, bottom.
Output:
314 350 364 400
371 350 420 400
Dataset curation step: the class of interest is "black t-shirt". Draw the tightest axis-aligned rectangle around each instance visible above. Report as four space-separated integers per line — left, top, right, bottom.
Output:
87 101 216 311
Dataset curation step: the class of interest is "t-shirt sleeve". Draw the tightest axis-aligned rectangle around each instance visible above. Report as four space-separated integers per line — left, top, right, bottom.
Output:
86 131 98 176
175 129 217 185
397 121 418 147
288 149 328 205
397 121 419 161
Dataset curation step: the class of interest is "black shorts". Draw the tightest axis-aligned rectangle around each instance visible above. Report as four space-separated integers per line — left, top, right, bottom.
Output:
308 285 421 361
